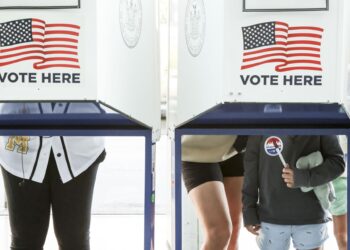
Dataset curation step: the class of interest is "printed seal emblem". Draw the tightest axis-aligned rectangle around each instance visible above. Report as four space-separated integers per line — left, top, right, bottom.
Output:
119 0 142 49
185 0 206 57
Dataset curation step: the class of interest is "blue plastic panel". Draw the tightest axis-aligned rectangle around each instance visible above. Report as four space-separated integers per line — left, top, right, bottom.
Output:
181 103 350 128
0 102 148 135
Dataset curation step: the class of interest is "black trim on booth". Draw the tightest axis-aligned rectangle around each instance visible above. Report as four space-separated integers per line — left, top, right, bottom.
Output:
243 0 329 12
64 103 70 114
0 0 80 9
38 103 43 114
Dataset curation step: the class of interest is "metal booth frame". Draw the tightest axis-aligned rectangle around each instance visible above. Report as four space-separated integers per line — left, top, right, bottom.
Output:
0 101 156 250
172 103 350 250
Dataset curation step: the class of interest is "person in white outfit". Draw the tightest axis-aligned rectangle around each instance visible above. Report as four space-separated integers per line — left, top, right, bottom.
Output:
0 102 106 250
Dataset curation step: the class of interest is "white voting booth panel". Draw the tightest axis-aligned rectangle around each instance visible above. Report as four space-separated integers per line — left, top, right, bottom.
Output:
174 0 350 127
343 0 350 116
0 0 96 100
98 0 161 133
0 1 160 134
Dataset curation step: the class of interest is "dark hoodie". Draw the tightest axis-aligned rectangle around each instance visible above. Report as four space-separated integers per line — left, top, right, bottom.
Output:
242 135 345 226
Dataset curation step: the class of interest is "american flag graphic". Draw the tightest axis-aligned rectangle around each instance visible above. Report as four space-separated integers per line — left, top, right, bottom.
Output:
241 21 323 72
0 18 80 69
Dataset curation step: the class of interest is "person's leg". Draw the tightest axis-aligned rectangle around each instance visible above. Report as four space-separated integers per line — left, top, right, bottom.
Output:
220 153 245 250
329 177 347 250
183 162 232 250
189 181 232 250
333 214 347 250
1 168 50 250
49 154 102 250
223 177 243 250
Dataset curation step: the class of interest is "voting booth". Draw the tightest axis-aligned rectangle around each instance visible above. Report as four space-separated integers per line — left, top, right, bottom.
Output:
171 0 349 128
0 1 159 249
170 0 350 249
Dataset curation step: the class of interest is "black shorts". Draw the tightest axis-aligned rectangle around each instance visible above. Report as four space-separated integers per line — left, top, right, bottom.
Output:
182 153 244 193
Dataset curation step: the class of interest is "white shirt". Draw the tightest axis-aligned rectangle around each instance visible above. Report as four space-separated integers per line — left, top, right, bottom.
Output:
0 102 105 183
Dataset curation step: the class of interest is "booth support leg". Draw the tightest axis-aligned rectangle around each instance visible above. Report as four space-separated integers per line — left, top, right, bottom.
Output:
172 131 183 250
346 130 350 242
144 133 155 250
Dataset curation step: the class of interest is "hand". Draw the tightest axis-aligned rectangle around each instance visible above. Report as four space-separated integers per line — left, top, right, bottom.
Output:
245 224 261 235
282 164 295 188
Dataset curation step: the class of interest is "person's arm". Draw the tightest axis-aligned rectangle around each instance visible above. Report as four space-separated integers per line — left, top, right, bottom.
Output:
292 136 345 188
242 136 261 229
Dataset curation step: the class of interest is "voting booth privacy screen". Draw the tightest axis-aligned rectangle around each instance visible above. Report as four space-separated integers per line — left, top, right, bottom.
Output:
0 1 96 100
98 0 160 132
173 0 350 127
0 0 160 133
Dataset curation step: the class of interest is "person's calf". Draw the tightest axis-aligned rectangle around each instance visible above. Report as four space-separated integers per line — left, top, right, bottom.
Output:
227 219 241 250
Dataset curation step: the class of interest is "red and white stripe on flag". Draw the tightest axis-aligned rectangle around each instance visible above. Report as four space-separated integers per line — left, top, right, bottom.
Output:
241 21 323 72
0 18 80 69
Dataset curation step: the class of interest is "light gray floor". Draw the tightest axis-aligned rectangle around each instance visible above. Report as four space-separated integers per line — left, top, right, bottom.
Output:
0 214 338 249
0 214 170 250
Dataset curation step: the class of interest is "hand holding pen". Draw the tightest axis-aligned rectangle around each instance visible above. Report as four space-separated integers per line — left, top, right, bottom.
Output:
273 140 295 188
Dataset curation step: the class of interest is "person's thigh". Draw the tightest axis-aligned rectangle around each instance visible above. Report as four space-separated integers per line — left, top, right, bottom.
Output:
257 222 291 250
219 153 244 178
182 161 224 193
220 153 244 216
189 181 231 235
50 162 99 250
1 168 50 250
291 223 328 250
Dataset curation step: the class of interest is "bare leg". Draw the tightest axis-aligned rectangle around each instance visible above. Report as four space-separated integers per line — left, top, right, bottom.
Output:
333 214 348 250
189 181 232 250
224 176 244 250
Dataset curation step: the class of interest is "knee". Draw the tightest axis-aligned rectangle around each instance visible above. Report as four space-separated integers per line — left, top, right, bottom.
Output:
206 222 233 248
